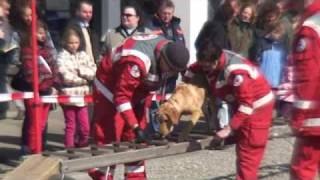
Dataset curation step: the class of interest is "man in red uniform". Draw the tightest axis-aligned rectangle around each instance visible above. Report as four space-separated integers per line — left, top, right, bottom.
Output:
185 40 274 180
90 34 189 180
289 0 320 179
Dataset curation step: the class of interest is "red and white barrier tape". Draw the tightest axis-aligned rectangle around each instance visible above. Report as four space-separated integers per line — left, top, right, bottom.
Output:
0 92 34 102
0 92 93 103
40 95 93 103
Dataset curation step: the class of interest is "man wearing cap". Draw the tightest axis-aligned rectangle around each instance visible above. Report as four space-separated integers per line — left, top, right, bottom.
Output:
289 0 320 179
90 34 189 180
186 40 274 180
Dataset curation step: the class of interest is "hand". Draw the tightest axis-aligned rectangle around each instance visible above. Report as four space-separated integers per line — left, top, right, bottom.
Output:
134 127 147 143
216 126 232 139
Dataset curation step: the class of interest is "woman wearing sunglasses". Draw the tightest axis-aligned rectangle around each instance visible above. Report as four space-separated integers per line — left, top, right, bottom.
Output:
101 2 151 55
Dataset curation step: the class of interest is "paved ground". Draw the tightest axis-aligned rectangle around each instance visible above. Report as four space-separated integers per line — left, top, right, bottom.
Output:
0 107 295 180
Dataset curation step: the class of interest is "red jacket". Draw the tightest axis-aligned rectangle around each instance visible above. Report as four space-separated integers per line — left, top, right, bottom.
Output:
21 45 55 93
95 34 170 127
291 8 320 136
185 50 273 130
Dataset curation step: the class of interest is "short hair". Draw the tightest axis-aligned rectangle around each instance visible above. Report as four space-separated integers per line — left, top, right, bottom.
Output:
76 0 93 10
158 0 175 11
196 39 223 63
121 2 142 18
121 2 143 25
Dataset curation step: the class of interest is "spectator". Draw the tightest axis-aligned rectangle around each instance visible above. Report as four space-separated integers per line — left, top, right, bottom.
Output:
195 0 240 50
20 20 56 154
228 3 256 58
101 2 150 55
9 0 57 58
0 0 24 120
276 11 302 120
251 1 288 120
65 0 100 64
56 28 96 148
148 0 185 44
275 0 294 50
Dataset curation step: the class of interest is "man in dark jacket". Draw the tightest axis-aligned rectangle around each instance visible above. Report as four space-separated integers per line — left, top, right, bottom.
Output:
147 0 185 45
65 0 100 64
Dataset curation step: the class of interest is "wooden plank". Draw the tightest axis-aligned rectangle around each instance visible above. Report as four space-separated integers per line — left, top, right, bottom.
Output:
62 136 216 172
3 154 61 180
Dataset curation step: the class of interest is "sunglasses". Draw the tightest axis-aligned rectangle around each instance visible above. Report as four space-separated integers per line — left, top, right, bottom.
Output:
122 13 136 17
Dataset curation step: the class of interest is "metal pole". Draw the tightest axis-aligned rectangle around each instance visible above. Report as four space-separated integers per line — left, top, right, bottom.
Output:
30 0 42 153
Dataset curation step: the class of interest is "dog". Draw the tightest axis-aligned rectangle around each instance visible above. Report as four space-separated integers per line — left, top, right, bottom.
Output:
157 73 214 142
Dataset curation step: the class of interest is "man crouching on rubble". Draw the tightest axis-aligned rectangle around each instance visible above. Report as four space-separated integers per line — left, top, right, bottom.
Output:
185 40 274 180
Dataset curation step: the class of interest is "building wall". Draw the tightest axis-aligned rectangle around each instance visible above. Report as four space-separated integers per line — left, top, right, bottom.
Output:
172 0 208 64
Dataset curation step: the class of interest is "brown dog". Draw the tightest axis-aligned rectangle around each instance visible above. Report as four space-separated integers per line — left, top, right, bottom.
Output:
157 73 214 141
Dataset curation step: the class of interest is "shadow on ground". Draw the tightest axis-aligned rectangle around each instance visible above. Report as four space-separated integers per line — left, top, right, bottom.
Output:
0 147 21 169
209 163 290 180
0 135 20 146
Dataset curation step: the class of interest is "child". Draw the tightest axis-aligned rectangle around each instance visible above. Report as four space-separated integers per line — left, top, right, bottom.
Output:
56 28 96 148
20 20 56 154
252 22 288 120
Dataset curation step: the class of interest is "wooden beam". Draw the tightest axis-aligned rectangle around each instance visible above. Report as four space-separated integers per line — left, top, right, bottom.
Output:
3 155 61 180
61 136 215 173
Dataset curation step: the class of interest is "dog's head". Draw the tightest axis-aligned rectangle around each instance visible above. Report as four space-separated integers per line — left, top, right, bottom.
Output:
157 101 181 137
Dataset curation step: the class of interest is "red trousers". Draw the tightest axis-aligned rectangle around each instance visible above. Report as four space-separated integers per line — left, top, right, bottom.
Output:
92 87 148 180
235 102 274 180
21 99 51 153
291 137 320 180
92 88 148 144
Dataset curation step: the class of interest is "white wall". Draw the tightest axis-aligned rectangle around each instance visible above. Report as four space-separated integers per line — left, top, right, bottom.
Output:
101 0 121 41
172 0 208 64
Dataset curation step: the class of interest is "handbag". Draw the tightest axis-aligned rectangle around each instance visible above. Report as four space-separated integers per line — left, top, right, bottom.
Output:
10 69 31 91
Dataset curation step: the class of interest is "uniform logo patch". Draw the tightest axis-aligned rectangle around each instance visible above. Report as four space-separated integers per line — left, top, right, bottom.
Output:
296 38 307 52
130 65 140 78
233 75 244 86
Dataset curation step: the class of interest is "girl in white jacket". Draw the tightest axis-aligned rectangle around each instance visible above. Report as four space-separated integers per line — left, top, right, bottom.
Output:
56 28 96 148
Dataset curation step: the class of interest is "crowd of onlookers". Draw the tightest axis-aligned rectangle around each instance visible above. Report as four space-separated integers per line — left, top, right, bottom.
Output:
197 0 300 122
0 0 300 153
0 0 187 153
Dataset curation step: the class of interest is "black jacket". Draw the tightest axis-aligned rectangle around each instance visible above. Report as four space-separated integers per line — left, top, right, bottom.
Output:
147 16 185 44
